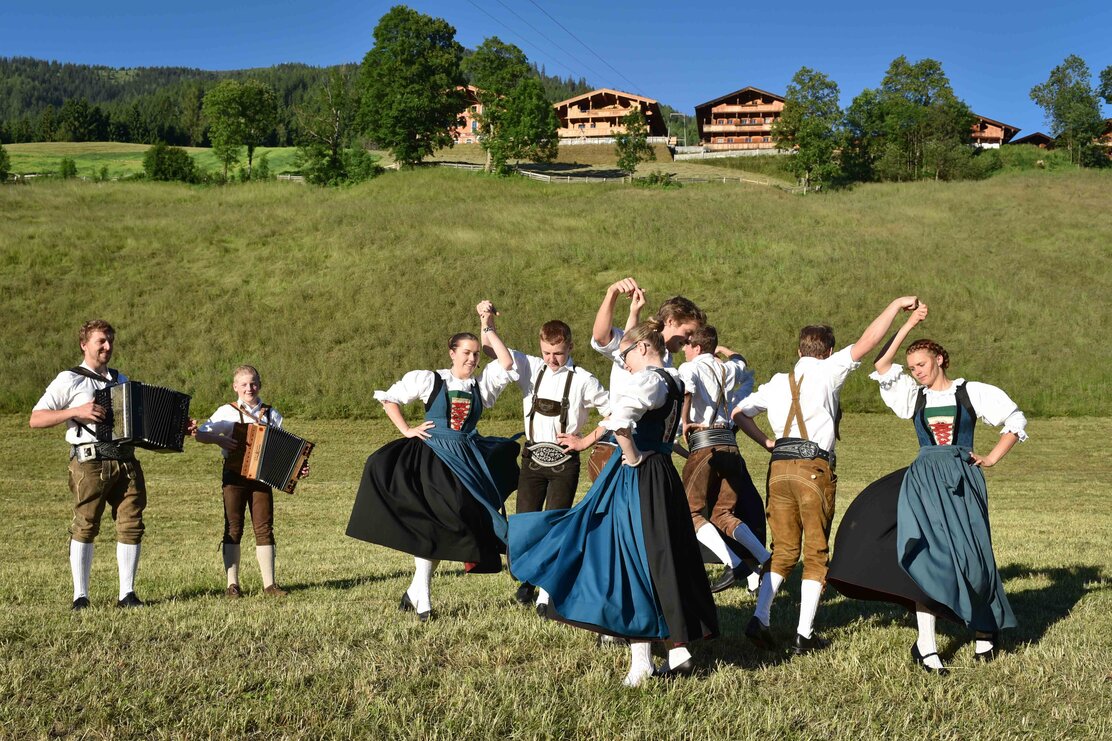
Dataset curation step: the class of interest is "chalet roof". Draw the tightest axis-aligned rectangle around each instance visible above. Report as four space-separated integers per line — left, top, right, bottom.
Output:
1009 132 1053 146
554 88 659 108
971 113 1020 141
695 86 784 112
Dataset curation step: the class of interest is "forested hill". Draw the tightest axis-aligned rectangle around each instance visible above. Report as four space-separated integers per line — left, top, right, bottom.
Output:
0 56 595 146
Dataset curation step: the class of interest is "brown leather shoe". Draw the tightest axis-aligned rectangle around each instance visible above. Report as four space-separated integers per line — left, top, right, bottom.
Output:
225 584 242 599
263 584 287 597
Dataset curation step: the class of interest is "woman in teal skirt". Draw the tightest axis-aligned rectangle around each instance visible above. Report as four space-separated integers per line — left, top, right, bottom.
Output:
828 303 1028 674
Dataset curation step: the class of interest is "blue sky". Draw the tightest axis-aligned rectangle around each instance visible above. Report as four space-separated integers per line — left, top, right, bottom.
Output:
3 1 1109 136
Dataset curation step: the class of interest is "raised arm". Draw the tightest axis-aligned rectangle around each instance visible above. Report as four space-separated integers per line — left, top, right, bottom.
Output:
592 277 640 346
875 302 929 376
850 295 920 363
478 300 513 371
624 287 647 332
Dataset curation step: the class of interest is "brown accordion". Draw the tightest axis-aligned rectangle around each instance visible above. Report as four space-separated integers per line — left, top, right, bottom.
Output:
232 423 314 494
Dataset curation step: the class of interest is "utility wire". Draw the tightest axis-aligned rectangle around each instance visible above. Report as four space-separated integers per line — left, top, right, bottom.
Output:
524 0 646 96
463 0 599 87
487 0 610 87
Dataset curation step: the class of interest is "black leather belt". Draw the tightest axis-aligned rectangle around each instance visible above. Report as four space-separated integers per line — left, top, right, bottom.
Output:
686 426 738 452
771 437 833 466
71 442 135 462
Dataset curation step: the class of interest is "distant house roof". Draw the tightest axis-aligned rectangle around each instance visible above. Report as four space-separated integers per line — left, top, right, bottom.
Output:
694 86 784 113
1009 131 1054 147
971 113 1020 143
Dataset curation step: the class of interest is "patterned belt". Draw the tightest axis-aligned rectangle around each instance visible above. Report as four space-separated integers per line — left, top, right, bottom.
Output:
771 437 833 466
687 426 738 452
71 441 135 462
523 442 577 468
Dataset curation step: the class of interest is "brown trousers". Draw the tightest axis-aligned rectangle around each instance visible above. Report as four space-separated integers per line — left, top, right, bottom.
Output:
68 458 146 544
681 444 746 535
222 469 275 546
765 457 836 582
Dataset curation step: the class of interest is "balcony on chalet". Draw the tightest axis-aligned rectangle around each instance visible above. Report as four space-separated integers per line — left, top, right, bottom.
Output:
703 123 774 133
711 103 782 114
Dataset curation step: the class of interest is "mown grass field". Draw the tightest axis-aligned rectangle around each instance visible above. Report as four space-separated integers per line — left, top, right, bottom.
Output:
0 414 1108 739
3 142 304 179
1 167 1109 418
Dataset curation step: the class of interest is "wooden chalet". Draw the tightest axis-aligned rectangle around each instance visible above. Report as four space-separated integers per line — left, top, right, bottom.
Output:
1099 119 1112 156
971 114 1019 148
452 85 483 145
1008 131 1054 148
553 88 668 140
694 86 784 151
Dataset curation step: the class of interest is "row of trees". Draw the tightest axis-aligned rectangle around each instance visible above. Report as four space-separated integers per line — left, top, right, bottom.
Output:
773 55 1111 191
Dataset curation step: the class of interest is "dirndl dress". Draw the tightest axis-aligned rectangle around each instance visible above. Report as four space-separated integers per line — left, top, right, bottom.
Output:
508 368 718 642
828 382 1016 631
346 372 520 574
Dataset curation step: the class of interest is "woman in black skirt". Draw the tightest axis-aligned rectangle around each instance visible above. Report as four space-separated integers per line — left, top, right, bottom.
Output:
347 301 520 621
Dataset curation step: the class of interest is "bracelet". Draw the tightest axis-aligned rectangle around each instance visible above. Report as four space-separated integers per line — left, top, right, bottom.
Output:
482 326 496 333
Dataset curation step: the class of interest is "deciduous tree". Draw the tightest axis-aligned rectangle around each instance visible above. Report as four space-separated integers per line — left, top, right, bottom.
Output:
0 143 10 182
296 66 379 185
357 5 467 167
1030 56 1105 166
615 108 655 176
203 79 278 179
773 67 843 192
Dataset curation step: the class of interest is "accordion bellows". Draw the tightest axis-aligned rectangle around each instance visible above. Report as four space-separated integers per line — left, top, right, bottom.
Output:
236 423 314 494
95 381 192 452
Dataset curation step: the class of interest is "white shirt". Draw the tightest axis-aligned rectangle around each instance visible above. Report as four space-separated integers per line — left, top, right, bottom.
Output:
591 327 673 401
510 349 610 442
198 400 286 459
734 345 861 453
603 366 683 434
678 353 753 427
373 364 517 409
870 364 1028 441
33 362 128 446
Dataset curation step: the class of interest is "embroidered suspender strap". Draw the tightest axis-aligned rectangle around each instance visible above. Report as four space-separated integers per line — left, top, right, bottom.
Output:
527 365 546 442
558 369 574 432
786 373 809 441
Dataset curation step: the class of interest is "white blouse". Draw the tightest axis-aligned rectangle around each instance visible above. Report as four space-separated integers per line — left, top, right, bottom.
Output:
373 365 517 410
870 364 1028 441
603 366 682 433
591 327 673 401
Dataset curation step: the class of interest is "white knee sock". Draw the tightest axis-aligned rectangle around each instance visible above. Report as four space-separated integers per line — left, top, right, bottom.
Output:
256 545 276 588
696 523 738 568
623 641 654 687
116 542 140 600
916 607 943 669
797 579 822 638
731 524 772 564
536 587 550 606
754 571 785 626
223 543 241 586
408 558 439 613
70 540 93 600
666 646 691 670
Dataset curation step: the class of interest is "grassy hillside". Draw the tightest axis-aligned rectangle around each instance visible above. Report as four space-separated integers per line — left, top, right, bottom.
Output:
1 167 1109 419
1 414 1109 738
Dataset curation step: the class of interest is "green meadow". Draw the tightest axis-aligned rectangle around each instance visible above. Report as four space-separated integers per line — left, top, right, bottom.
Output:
1 166 1110 738
3 142 304 179
0 414 1108 739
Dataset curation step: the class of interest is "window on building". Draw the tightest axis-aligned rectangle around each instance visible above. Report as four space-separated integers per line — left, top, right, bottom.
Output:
471 121 478 132
727 137 734 143
590 122 596 129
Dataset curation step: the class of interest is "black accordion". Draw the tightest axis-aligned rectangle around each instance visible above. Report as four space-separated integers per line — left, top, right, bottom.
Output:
94 381 192 452
238 423 315 494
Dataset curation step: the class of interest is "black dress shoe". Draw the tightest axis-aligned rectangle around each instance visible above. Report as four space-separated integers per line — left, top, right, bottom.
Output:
72 596 90 611
535 602 548 618
911 642 951 676
116 592 144 608
709 565 738 594
792 632 829 655
514 582 536 606
745 616 777 650
654 657 697 679
398 592 431 623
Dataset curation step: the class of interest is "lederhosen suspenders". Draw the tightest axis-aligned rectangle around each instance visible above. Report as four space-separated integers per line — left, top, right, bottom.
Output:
686 361 738 451
771 373 835 466
67 366 131 460
524 365 576 467
527 365 576 442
